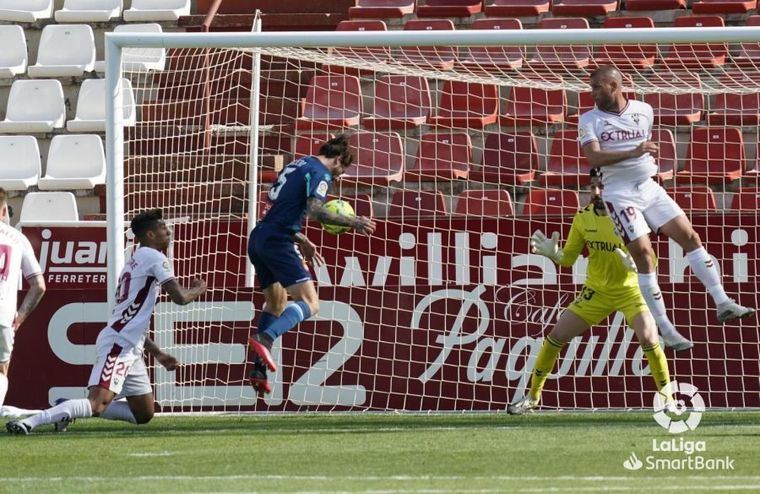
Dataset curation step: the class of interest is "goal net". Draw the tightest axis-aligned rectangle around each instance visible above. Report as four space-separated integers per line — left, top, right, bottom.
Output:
109 28 760 412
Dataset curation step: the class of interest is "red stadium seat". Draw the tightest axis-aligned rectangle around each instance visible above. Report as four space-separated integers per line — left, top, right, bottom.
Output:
327 20 391 74
680 127 745 185
734 16 760 67
387 189 449 217
349 0 415 19
342 131 405 185
484 0 550 16
671 186 718 211
417 0 483 17
458 18 524 72
471 132 538 185
706 71 760 126
399 19 457 70
730 188 760 210
662 16 727 70
624 0 685 10
692 0 756 14
454 189 515 217
594 17 657 71
527 18 591 71
551 0 618 17
652 128 678 181
428 81 499 129
501 86 566 127
293 133 334 157
541 128 591 188
523 188 580 216
296 75 362 131
643 72 704 125
363 75 431 130
408 132 472 180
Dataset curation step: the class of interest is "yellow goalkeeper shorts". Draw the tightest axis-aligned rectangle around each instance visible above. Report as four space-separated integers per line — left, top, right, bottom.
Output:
567 285 649 327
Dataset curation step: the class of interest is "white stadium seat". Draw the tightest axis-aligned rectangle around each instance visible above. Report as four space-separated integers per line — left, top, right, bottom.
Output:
0 25 27 79
38 135 106 190
0 80 65 133
55 0 122 23
0 0 53 22
67 78 136 132
28 24 96 78
0 136 41 190
123 0 190 21
19 192 79 223
94 24 166 72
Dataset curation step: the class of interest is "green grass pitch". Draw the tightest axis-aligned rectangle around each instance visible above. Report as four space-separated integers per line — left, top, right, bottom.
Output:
1 412 759 493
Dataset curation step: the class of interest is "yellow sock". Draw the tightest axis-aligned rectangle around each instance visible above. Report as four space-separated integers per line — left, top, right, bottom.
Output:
528 335 565 401
642 341 671 397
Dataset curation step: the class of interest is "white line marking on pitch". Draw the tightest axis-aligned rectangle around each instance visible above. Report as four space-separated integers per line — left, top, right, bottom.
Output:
126 451 174 457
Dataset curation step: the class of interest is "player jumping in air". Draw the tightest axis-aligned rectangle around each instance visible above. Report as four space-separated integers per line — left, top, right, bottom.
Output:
508 169 678 414
579 65 754 325
0 188 46 413
247 135 376 397
7 209 206 434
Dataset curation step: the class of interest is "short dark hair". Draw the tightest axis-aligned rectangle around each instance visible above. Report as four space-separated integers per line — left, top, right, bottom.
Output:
319 134 354 168
130 209 163 239
0 187 6 208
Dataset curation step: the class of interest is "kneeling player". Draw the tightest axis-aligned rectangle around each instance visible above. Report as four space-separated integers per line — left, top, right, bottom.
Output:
508 169 683 414
7 209 206 434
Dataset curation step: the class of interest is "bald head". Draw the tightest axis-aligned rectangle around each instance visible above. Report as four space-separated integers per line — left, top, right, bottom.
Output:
589 65 626 112
591 65 622 84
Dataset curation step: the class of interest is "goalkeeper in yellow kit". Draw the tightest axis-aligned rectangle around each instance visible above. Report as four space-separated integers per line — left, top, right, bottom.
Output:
508 169 690 414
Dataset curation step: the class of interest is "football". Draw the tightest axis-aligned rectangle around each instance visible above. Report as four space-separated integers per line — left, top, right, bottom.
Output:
321 199 355 235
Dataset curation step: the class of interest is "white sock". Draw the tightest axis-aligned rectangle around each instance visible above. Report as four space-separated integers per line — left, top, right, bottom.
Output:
100 399 137 424
686 247 730 306
638 272 678 337
0 373 7 407
24 398 92 431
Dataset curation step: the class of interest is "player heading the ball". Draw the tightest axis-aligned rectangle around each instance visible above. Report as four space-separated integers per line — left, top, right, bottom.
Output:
247 134 376 397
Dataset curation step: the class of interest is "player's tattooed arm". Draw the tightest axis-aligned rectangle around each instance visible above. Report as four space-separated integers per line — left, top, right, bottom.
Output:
306 197 377 235
144 337 179 371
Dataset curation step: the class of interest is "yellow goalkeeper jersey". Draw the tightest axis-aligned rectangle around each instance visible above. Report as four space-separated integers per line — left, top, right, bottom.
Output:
557 203 639 292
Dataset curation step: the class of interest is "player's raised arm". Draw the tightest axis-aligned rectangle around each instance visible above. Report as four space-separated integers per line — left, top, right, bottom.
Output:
162 278 207 306
306 197 376 235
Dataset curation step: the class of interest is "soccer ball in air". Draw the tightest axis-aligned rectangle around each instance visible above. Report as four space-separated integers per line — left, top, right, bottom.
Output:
321 199 355 235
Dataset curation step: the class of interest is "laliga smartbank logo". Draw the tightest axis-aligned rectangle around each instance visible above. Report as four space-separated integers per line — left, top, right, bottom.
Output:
622 381 734 472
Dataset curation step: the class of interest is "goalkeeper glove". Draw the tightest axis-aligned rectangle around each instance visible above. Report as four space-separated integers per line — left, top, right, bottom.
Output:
615 248 638 272
530 229 563 263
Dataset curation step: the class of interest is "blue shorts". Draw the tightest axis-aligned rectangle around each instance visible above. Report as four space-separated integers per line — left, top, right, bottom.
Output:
248 225 311 290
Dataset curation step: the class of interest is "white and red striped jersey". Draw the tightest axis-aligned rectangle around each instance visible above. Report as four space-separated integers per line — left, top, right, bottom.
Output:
108 246 174 346
0 223 42 327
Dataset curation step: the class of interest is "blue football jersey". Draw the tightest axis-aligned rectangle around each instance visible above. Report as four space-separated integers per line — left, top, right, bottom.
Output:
259 156 332 232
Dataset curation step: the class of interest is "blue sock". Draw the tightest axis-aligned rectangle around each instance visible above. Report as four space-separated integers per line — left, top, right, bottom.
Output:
262 301 311 341
257 311 277 334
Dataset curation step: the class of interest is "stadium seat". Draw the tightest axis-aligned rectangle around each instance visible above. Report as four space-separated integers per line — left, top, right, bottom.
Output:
541 128 591 188
652 128 678 181
624 0 685 9
594 17 657 71
123 0 190 21
28 24 96 78
0 136 40 190
484 0 550 16
471 132 537 185
670 186 718 211
643 72 704 125
706 71 760 126
399 19 457 71
408 132 472 180
38 135 106 190
105 24 167 72
0 0 53 22
363 75 431 130
296 75 363 131
501 86 566 127
523 188 580 216
551 0 618 17
329 20 391 75
0 80 65 133
67 78 136 132
56 0 122 22
348 0 415 19
387 189 449 217
428 81 499 129
19 192 79 224
680 127 745 185
341 131 405 185
526 18 591 71
417 0 483 17
458 18 523 72
730 188 760 210
662 16 727 70
0 25 27 79
692 0 756 14
734 16 760 67
454 189 514 217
